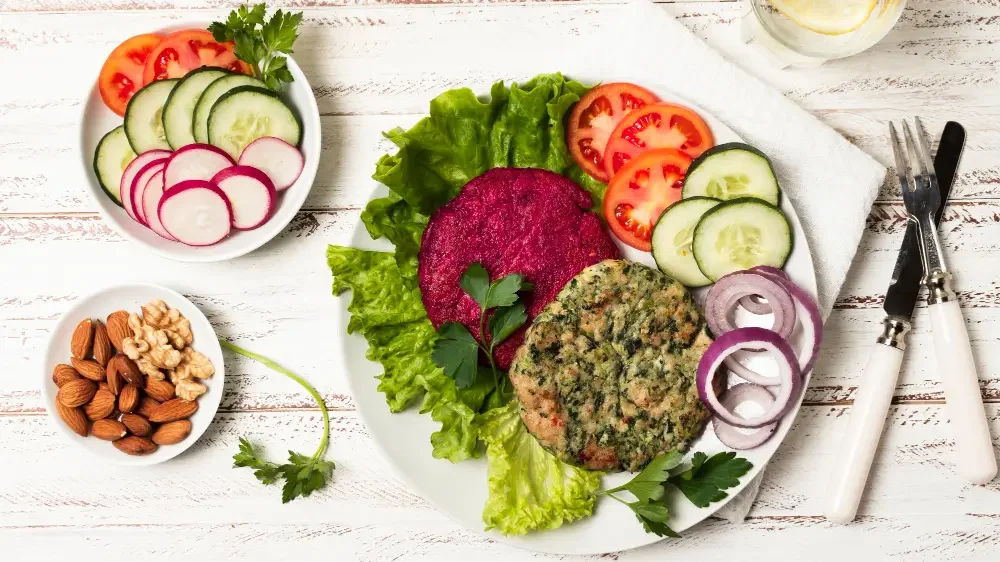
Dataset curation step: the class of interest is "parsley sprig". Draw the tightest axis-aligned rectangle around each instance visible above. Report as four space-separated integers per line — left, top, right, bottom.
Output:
209 3 304 91
602 451 753 537
221 340 335 503
432 263 532 392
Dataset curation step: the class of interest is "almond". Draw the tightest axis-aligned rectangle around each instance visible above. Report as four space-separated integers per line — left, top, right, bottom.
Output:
114 435 157 456
106 361 123 395
115 355 143 386
121 413 153 437
98 381 110 393
51 364 80 387
149 398 198 423
71 357 104 382
137 396 161 418
84 389 116 420
70 318 93 359
152 419 192 445
92 320 113 367
92 418 128 441
118 384 141 414
57 378 97 408
144 377 175 402
55 402 88 437
106 311 130 354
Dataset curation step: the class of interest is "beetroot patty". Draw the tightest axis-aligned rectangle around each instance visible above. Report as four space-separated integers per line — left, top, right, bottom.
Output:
419 167 620 370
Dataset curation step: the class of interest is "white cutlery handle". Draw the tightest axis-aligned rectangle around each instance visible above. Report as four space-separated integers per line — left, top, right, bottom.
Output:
929 299 998 484
825 341 904 524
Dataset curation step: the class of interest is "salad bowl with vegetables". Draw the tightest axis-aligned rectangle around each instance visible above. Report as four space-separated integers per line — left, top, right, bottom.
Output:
80 6 319 262
329 73 820 554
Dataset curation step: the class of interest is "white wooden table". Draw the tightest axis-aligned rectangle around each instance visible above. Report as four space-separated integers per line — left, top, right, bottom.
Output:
2 1 999 560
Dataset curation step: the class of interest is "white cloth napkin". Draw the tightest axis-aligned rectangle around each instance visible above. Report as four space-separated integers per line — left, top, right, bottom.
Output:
569 0 886 522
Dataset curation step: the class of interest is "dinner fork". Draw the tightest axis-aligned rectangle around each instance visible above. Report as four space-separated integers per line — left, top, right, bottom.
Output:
890 118 998 484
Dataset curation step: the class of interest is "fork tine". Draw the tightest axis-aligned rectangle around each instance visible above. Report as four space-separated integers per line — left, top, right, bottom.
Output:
889 122 911 193
904 118 935 181
912 117 937 178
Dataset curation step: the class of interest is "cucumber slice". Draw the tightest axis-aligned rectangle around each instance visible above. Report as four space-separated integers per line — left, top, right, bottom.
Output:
650 197 721 287
208 85 301 160
163 67 231 149
692 197 792 282
193 73 266 144
682 143 780 206
124 79 179 153
93 125 136 206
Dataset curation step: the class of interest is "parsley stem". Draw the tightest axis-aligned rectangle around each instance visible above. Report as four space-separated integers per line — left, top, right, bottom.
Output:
219 340 331 460
604 492 633 507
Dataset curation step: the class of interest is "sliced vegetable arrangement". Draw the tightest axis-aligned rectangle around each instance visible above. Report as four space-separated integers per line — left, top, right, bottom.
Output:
91 4 305 247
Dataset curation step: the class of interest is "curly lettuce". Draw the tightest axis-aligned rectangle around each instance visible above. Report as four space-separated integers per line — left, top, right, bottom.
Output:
479 401 601 535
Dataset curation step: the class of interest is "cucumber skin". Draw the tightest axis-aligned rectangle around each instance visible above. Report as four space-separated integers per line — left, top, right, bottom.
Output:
194 74 267 144
207 85 303 150
650 196 721 288
683 142 781 206
93 126 129 208
162 67 233 150
692 196 793 281
123 78 179 154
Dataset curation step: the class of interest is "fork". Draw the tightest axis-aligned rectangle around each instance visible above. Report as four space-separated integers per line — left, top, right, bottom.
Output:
890 118 998 484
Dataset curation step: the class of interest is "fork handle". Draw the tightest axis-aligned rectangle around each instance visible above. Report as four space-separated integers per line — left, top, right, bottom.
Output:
929 299 998 484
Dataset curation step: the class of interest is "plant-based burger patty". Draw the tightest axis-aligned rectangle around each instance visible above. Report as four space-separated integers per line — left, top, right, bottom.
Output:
509 259 712 472
418 167 619 370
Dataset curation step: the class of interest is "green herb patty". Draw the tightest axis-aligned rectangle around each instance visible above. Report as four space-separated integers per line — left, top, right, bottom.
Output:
509 260 712 472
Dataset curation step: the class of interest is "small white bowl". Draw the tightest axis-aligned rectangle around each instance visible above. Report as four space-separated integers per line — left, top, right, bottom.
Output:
41 283 224 466
78 30 320 263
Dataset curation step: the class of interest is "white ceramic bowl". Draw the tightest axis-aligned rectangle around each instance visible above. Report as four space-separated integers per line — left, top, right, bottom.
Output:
41 283 225 466
79 31 320 262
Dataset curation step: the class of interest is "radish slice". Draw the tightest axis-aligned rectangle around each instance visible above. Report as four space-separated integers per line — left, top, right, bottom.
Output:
141 171 176 241
697 327 801 429
129 160 166 226
211 166 277 230
713 383 778 450
158 180 233 246
120 151 169 221
238 136 304 191
163 144 235 189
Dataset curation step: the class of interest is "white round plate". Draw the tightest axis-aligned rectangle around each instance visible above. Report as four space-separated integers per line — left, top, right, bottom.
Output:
78 25 320 262
41 283 225 466
337 83 818 554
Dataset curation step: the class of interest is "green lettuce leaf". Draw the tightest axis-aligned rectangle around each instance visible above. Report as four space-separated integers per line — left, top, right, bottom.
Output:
327 245 480 462
479 401 601 535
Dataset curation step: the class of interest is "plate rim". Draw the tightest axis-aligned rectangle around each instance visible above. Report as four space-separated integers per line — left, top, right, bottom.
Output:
337 82 818 554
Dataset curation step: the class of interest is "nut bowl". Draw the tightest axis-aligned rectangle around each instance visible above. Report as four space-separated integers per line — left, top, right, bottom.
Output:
41 283 224 466
78 25 321 263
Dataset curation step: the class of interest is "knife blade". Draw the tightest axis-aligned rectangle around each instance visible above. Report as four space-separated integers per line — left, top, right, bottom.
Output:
883 121 966 319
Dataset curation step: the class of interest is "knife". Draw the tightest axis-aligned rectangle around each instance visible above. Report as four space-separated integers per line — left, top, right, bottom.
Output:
825 122 966 525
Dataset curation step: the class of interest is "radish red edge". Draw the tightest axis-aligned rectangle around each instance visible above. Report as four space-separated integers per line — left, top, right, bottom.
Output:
141 170 176 241
211 165 277 231
164 143 235 189
238 136 304 191
120 150 170 219
128 159 167 226
158 180 234 247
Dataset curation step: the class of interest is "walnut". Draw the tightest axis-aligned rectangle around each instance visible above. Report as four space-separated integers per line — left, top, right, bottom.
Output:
171 347 215 381
124 313 181 369
137 357 165 381
142 299 192 349
148 332 182 369
122 313 151 360
175 378 207 401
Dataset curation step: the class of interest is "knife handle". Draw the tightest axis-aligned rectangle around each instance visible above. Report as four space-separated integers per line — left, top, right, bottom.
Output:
929 299 998 484
825 337 905 524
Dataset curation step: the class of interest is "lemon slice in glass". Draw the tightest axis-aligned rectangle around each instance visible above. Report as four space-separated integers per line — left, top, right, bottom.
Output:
768 0 878 35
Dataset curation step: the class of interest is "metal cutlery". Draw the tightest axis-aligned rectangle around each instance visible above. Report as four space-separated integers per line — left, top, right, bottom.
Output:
826 122 982 525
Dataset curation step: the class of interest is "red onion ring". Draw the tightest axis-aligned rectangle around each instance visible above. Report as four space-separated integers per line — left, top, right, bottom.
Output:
713 383 778 449
697 327 801 428
705 272 796 340
755 271 824 376
737 267 790 314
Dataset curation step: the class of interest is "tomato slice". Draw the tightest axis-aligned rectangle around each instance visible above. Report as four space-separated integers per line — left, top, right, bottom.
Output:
603 103 714 179
98 34 163 116
603 148 692 252
142 30 252 83
568 83 659 183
